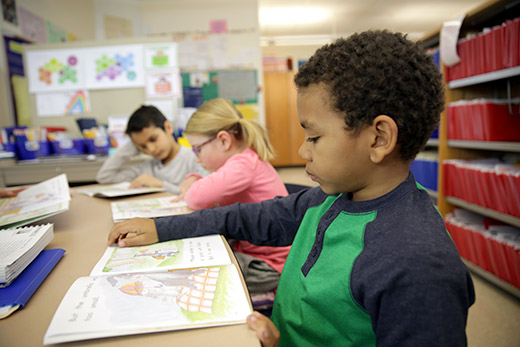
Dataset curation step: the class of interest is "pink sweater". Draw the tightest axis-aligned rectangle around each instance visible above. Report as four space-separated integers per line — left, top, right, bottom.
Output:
185 148 290 273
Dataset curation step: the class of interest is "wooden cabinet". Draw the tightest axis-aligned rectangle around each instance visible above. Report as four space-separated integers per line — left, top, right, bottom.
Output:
263 71 305 167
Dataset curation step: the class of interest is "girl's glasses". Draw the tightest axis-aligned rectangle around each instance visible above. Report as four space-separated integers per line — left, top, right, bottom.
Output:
191 135 217 157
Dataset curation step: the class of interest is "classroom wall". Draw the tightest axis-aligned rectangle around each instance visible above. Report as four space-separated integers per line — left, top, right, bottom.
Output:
1 0 263 134
17 0 95 40
262 44 324 69
0 0 96 128
140 0 258 34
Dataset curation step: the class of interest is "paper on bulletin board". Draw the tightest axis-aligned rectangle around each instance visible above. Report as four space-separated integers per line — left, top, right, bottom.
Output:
218 70 257 102
26 48 86 93
18 7 47 43
35 90 90 117
178 39 211 71
235 104 258 121
45 21 67 43
143 44 178 69
189 71 209 87
210 35 228 69
84 44 144 89
145 98 177 122
145 70 181 98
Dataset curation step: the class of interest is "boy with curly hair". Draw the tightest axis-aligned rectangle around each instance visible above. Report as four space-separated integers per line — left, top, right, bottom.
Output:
108 30 475 346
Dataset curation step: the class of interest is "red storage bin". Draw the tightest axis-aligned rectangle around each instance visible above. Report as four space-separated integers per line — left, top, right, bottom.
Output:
447 100 520 142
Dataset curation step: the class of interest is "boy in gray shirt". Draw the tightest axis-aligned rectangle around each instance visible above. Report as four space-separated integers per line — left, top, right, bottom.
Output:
96 105 207 194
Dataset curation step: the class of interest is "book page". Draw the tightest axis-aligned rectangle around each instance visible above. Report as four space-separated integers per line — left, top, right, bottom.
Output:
0 174 70 228
44 264 252 344
0 224 54 265
75 182 164 198
110 196 190 222
90 235 231 276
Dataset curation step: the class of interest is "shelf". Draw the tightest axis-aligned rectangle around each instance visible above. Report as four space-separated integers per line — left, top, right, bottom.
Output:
448 66 520 89
447 140 520 152
462 259 520 299
446 196 520 228
426 138 439 147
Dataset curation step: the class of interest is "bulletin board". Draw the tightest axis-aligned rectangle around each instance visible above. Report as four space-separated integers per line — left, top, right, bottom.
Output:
21 34 264 136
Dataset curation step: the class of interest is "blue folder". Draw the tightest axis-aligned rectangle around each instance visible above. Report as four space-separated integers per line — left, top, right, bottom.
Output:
0 248 65 309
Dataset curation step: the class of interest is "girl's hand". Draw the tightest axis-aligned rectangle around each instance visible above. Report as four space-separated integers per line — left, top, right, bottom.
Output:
247 311 280 347
129 174 163 188
172 175 199 202
108 218 158 247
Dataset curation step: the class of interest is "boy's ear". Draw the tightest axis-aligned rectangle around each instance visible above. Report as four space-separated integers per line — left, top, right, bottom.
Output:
163 120 173 134
369 115 398 164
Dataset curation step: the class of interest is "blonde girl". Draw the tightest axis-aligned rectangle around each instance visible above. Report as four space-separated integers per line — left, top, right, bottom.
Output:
179 98 290 306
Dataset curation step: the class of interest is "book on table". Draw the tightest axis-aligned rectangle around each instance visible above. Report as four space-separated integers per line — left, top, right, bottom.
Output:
75 182 165 198
0 223 54 287
0 247 65 319
44 234 253 345
0 174 70 229
110 196 190 222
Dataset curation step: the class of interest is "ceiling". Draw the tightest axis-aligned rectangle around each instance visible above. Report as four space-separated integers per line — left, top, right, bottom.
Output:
259 0 489 45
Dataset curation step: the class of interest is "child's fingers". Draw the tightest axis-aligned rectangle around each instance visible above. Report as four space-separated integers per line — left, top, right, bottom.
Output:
247 311 279 347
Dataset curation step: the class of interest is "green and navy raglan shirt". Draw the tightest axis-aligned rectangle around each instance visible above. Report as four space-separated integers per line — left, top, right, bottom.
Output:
155 174 475 346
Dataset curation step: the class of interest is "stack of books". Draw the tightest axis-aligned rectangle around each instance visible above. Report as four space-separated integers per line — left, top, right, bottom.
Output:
0 224 65 318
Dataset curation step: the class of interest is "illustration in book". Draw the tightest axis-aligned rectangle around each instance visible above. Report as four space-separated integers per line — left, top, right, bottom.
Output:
44 235 252 344
110 196 190 222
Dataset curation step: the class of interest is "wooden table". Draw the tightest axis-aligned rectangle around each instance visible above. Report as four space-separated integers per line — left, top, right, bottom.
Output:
0 187 260 347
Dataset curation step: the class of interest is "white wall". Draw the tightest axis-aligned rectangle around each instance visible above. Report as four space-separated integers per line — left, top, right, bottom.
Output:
93 0 141 40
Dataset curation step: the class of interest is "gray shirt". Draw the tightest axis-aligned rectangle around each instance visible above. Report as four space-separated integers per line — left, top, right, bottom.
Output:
96 142 208 194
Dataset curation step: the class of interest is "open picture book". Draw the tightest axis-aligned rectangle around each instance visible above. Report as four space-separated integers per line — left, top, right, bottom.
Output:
110 196 190 222
75 182 165 198
0 174 70 229
44 235 253 345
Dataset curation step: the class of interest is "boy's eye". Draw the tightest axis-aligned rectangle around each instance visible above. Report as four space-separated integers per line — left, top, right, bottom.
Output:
306 136 320 143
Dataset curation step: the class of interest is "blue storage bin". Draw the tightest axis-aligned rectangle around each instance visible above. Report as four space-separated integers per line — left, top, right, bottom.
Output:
430 127 439 139
85 137 110 155
410 159 438 191
0 142 16 156
15 140 51 160
50 139 86 156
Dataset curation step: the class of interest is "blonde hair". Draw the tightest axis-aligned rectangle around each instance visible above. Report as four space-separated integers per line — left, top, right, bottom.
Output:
185 98 276 161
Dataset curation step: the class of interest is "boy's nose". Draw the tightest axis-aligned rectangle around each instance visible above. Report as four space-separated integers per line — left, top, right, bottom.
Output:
298 143 312 161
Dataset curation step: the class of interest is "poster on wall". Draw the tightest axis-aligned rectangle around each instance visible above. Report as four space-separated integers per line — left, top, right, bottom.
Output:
35 90 90 117
143 44 178 69
85 44 144 89
145 70 181 98
18 7 46 43
26 48 86 93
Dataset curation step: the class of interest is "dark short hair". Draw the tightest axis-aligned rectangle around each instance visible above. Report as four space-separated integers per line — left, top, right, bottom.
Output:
294 30 445 161
125 105 167 135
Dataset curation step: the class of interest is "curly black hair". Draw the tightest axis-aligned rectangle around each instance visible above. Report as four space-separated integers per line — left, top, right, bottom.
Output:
125 105 167 135
294 30 444 161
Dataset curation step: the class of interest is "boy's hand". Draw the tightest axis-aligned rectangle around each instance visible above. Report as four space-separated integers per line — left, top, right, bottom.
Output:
172 175 199 202
247 311 279 347
108 218 158 247
129 174 163 188
0 187 26 197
